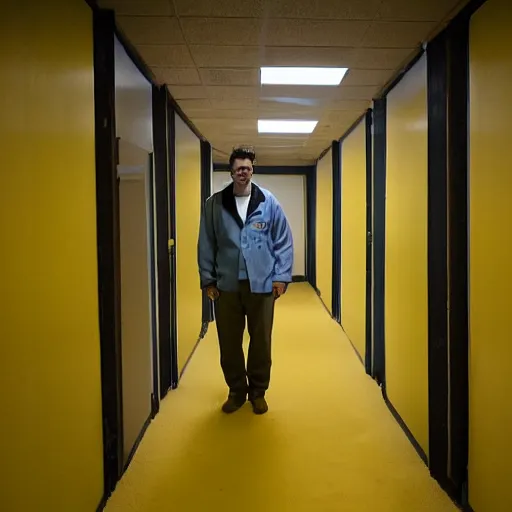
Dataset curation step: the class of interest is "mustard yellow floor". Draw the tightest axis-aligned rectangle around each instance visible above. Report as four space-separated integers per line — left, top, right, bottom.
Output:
105 283 457 512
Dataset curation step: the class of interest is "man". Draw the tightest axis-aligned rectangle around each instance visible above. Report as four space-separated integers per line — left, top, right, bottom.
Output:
197 146 293 415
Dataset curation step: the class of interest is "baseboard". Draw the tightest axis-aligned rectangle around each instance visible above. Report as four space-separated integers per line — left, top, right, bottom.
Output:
97 410 153 511
151 392 159 418
179 321 210 381
382 386 428 466
96 494 108 512
342 326 365 368
315 290 334 318
437 477 466 511
292 275 306 282
123 412 153 474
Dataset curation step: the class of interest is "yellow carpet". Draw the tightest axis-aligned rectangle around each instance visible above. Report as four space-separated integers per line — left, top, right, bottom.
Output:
105 283 457 512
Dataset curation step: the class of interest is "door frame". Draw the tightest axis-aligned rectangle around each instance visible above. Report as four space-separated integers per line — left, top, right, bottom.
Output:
371 98 386 386
92 8 123 499
152 85 178 397
200 140 214 326
331 140 342 323
364 110 373 376
116 151 158 471
336 112 372 370
147 153 160 415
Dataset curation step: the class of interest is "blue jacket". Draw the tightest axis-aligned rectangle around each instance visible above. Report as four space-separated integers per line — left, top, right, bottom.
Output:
197 183 294 293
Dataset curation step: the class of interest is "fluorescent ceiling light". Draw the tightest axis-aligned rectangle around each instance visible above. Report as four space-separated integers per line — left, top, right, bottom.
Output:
258 120 318 134
260 67 348 86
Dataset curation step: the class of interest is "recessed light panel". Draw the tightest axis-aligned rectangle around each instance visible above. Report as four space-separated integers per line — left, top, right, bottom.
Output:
258 120 318 134
260 67 348 86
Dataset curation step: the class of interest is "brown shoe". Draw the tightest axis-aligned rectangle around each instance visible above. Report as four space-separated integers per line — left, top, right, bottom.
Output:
221 394 246 414
250 396 268 415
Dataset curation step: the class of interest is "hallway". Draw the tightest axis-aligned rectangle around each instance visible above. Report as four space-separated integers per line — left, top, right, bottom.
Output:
104 284 456 512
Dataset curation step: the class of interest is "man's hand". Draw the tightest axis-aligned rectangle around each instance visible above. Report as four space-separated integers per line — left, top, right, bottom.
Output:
272 282 287 299
206 285 220 301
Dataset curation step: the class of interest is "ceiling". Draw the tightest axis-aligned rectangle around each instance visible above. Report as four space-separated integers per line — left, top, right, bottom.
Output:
98 0 468 165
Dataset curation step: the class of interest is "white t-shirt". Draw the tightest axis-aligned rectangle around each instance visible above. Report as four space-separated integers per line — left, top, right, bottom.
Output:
235 194 250 224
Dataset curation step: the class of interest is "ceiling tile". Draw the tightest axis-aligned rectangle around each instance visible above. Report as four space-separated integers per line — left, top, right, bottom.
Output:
352 48 416 69
361 21 437 48
194 119 257 133
190 46 262 68
99 0 172 16
258 97 326 110
139 45 194 67
152 67 201 85
109 0 467 167
260 85 339 100
265 0 383 20
173 98 212 110
258 157 315 166
173 0 264 17
256 109 326 119
200 68 260 86
342 69 395 86
322 100 372 115
207 86 259 100
168 85 208 99
180 18 262 45
210 98 260 109
377 0 464 21
181 109 258 119
321 110 366 124
116 16 184 45
336 86 379 100
212 149 227 160
193 106 326 119
262 46 358 67
263 19 370 47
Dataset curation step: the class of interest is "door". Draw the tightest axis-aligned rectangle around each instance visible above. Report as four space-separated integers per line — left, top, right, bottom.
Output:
117 138 157 467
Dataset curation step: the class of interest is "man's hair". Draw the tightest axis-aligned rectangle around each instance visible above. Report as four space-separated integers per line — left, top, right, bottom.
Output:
229 146 256 169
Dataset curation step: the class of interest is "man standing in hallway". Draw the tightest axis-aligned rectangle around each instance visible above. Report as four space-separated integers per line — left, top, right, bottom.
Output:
197 146 293 415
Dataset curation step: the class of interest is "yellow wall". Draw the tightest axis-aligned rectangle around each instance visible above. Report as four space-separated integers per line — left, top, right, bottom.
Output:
468 1 512 509
385 54 429 457
316 149 333 313
341 120 367 359
0 1 103 510
175 114 202 373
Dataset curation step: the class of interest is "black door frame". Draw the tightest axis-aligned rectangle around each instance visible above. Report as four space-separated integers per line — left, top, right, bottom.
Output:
364 110 373 376
335 112 372 372
371 48 431 470
147 153 160 417
166 99 180 387
92 8 123 501
93 6 179 504
200 140 214 326
366 1 487 506
371 98 386 387
331 141 342 323
152 86 178 396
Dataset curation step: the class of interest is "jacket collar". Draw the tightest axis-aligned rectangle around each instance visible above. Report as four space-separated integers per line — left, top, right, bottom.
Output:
221 182 266 228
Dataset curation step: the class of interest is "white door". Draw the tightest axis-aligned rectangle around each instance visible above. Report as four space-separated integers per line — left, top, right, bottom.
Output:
118 139 154 465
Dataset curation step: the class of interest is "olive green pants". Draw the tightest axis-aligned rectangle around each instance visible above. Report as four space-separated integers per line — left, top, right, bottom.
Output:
214 281 275 399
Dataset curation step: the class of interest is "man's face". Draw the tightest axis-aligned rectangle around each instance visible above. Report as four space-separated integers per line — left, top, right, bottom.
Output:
231 158 253 187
